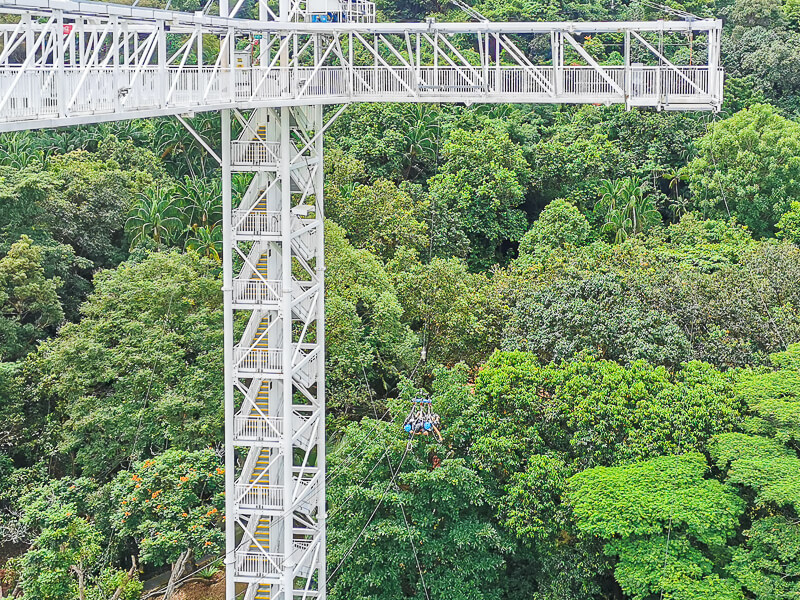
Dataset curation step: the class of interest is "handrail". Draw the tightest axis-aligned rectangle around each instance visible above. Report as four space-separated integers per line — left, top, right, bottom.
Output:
0 65 722 128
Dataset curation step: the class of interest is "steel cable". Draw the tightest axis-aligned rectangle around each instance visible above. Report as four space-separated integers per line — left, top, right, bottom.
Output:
326 439 412 584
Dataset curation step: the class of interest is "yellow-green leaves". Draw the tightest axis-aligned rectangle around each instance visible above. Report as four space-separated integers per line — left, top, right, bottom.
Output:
568 453 743 545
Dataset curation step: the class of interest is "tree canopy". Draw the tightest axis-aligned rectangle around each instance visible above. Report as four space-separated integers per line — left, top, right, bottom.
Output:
2 5 800 599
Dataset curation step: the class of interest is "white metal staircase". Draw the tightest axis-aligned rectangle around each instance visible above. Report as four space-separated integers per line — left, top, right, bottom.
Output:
228 106 326 600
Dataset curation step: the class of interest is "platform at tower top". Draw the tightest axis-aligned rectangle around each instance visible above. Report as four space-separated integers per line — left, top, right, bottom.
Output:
0 0 723 131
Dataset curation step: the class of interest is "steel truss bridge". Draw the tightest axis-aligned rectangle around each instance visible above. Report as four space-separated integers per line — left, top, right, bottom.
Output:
0 0 723 598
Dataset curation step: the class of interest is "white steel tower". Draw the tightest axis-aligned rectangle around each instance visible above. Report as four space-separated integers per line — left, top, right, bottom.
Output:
223 101 327 600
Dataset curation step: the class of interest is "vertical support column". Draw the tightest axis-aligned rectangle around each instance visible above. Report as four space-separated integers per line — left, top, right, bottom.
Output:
220 4 234 600
25 14 33 65
279 105 294 599
112 17 121 112
157 20 167 108
552 30 563 97
314 102 327 600
624 28 631 109
708 24 721 108
348 32 354 97
228 26 236 103
55 10 65 118
222 109 236 600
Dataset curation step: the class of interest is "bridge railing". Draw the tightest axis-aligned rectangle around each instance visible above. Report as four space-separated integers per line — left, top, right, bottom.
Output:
235 552 284 578
0 64 721 125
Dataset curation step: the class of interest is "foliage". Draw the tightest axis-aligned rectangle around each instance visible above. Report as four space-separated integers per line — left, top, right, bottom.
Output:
734 344 800 442
400 104 440 180
126 185 184 249
542 106 703 191
390 249 494 367
712 432 800 510
14 505 104 600
455 352 743 476
684 104 800 237
0 236 63 361
503 270 692 367
0 143 158 317
39 151 152 266
707 344 800 600
497 223 800 369
327 104 411 180
568 453 745 600
432 352 744 598
518 198 591 258
22 251 223 477
324 221 418 421
723 25 800 106
569 453 743 544
11 478 142 600
109 449 224 570
327 420 505 600
152 113 221 179
428 125 531 269
777 200 800 244
498 454 570 545
595 177 661 242
327 178 429 259
183 224 222 261
525 128 624 211
174 176 222 233
728 516 800 600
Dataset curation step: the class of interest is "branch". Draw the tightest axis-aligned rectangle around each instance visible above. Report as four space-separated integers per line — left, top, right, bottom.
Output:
109 563 138 600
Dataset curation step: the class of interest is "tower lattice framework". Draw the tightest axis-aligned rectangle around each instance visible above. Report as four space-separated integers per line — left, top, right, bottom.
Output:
223 103 326 600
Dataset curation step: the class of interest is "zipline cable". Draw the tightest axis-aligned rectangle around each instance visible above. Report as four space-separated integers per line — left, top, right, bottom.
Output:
327 444 392 521
399 501 431 600
325 406 392 484
327 355 395 485
326 439 412 584
382 431 432 600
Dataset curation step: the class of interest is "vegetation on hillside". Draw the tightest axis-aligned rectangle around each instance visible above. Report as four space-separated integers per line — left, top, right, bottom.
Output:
2 0 800 598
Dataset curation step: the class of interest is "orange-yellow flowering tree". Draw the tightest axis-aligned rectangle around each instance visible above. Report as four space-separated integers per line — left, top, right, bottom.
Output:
109 448 224 600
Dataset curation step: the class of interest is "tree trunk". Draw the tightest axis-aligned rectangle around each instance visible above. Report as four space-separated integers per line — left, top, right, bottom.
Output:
163 548 192 600
70 561 86 600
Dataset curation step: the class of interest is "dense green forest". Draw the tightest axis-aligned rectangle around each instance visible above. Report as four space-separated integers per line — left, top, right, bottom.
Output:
2 0 800 598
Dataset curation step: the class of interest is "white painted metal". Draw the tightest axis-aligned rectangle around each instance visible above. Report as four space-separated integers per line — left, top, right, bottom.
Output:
0 1 725 599
227 104 325 600
0 0 723 132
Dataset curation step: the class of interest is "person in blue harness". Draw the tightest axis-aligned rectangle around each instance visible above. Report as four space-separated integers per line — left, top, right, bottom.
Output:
403 398 442 442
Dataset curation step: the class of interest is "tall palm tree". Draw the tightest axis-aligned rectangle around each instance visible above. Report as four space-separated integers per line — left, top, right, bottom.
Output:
98 120 151 146
231 173 252 203
154 114 221 179
175 177 222 232
126 186 183 249
662 168 690 222
602 209 632 244
596 176 661 242
629 190 661 236
154 117 204 179
401 104 439 180
184 224 223 262
597 178 623 213
0 132 45 168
